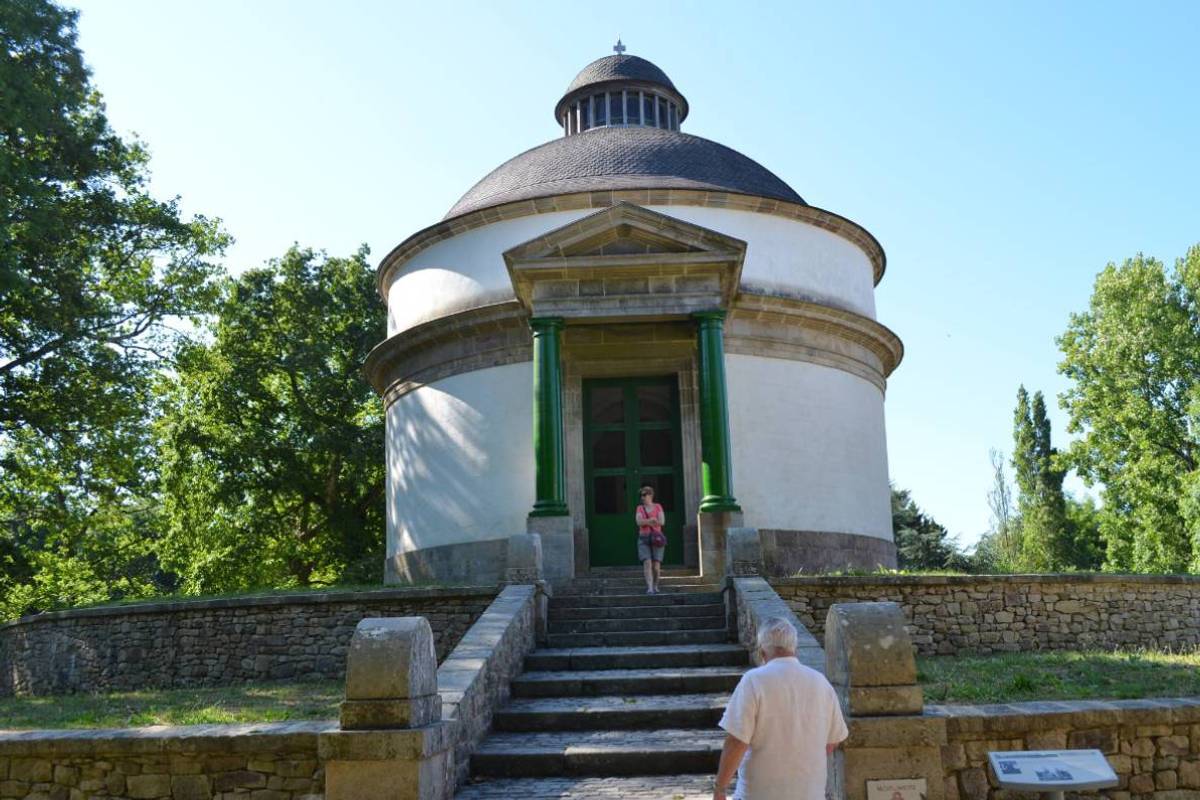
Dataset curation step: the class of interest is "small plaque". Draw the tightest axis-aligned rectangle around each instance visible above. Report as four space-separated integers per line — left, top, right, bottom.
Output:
866 778 928 800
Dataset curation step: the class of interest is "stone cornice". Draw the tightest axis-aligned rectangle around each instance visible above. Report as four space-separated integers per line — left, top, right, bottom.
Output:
364 301 532 407
377 189 886 298
729 293 904 383
366 293 903 406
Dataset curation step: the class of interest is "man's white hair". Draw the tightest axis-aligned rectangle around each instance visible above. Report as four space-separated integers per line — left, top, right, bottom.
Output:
756 616 798 655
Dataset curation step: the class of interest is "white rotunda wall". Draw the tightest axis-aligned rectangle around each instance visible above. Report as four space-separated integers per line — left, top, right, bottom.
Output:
385 362 534 563
386 210 585 334
385 204 878 334
726 352 892 540
648 205 877 318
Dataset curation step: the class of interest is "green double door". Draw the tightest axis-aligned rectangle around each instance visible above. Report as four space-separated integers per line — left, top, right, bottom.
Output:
584 376 684 566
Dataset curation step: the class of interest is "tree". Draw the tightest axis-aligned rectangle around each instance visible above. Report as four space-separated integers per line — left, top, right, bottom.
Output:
1064 493 1104 571
156 247 385 593
979 448 1022 571
1011 387 1071 569
891 486 964 570
1058 247 1200 572
0 0 226 617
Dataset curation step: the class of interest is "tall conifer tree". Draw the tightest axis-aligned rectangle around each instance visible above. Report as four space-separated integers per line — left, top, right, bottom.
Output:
1011 386 1070 569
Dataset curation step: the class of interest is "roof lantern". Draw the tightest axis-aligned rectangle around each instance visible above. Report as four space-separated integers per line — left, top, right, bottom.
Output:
554 42 689 136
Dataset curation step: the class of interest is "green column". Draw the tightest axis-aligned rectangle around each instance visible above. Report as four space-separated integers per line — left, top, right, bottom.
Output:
693 311 740 513
530 317 568 517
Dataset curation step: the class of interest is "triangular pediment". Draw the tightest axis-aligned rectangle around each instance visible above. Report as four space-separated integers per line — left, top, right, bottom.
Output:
558 224 704 257
503 202 747 263
503 202 747 321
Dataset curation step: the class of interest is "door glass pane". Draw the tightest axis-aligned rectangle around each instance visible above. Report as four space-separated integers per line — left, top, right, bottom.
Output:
636 384 671 422
590 386 623 423
640 429 673 467
593 475 626 514
642 474 675 512
592 430 625 468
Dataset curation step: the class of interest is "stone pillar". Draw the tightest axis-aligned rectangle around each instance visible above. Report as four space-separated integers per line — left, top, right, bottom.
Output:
694 311 741 578
825 602 946 800
527 317 573 583
320 618 455 800
529 317 567 518
692 311 739 513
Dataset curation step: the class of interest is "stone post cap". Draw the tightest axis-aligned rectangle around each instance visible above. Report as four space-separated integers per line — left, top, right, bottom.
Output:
825 601 922 716
505 533 543 582
345 617 438 702
725 527 763 576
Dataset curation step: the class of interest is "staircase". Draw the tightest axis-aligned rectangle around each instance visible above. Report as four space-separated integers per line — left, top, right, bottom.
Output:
455 568 746 799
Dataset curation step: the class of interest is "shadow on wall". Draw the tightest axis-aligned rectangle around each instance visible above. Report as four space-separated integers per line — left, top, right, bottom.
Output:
388 366 534 584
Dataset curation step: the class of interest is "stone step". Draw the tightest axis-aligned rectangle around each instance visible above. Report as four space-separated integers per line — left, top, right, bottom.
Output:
511 666 744 698
455 774 724 799
549 591 725 609
494 692 730 731
470 728 724 777
556 581 723 596
549 615 727 634
583 567 699 577
526 644 748 672
546 628 730 648
550 603 726 621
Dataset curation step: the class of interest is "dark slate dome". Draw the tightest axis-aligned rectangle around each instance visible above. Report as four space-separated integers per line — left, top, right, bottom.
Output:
565 54 679 96
445 126 804 219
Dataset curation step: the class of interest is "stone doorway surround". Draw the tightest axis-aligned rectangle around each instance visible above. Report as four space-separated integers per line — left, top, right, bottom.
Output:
502 202 748 577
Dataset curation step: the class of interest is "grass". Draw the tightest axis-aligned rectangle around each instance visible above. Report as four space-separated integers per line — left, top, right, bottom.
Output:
918 648 1200 704
0 681 342 730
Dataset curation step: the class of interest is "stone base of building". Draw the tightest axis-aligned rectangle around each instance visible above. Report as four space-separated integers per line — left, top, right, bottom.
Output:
758 529 896 575
386 539 510 586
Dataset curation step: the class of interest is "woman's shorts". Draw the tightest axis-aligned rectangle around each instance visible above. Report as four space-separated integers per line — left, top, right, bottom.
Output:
637 536 665 562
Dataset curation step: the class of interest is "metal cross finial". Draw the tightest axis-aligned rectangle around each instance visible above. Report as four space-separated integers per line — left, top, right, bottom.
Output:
613 38 626 55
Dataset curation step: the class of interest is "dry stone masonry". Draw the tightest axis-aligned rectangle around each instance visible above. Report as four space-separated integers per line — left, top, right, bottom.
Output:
773 574 1200 655
0 721 330 800
0 587 496 696
930 697 1200 799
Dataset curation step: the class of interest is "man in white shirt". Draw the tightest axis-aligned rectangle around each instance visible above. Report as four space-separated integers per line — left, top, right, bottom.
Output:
714 616 848 800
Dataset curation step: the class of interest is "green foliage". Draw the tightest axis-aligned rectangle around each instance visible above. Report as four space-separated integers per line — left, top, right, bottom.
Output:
1064 493 1105 571
891 486 968 571
0 0 227 618
156 247 385 593
976 448 1022 572
1058 247 1200 572
1011 386 1073 569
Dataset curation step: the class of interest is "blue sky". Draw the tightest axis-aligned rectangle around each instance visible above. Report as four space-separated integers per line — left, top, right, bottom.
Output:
71 0 1200 548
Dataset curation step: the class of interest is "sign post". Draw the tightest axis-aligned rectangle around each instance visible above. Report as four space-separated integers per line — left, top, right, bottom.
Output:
987 749 1118 800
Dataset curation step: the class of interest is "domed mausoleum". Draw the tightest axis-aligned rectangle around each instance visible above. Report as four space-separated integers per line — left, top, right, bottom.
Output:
366 50 903 585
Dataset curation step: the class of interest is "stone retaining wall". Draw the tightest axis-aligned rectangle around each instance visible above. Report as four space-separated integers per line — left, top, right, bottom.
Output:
771 574 1200 655
0 587 497 696
929 697 1200 799
0 720 331 800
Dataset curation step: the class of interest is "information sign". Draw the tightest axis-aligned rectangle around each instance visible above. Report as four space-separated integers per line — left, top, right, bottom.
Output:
987 750 1118 793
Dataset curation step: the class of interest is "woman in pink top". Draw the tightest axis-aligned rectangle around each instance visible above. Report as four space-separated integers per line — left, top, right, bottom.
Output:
635 485 666 594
